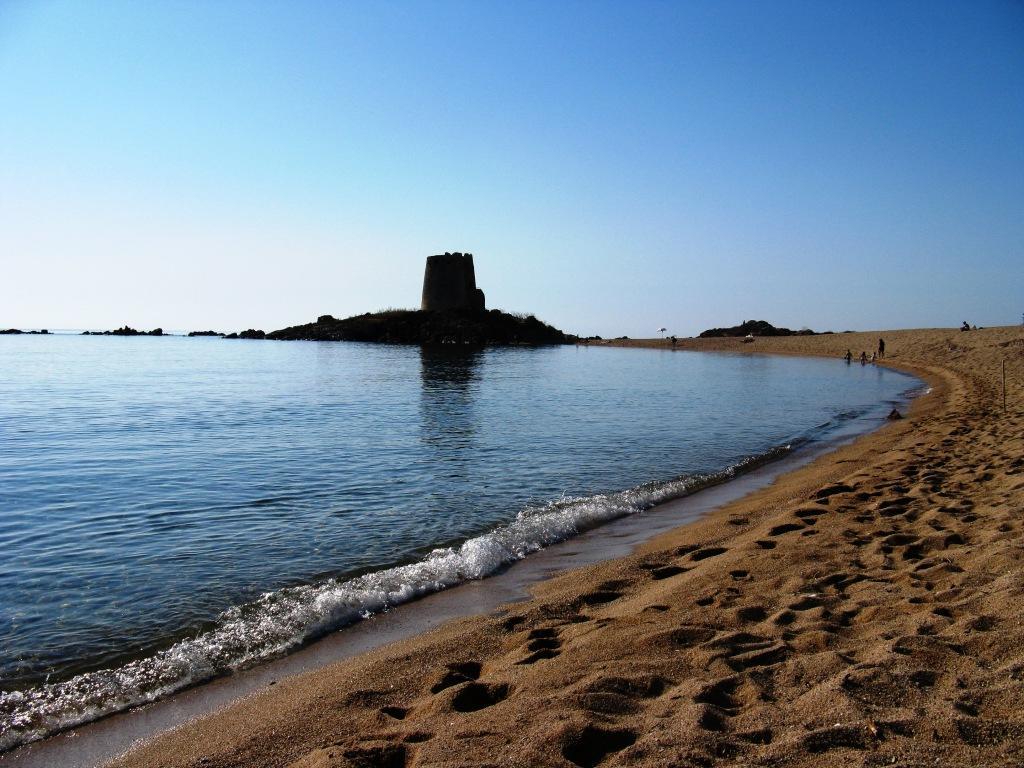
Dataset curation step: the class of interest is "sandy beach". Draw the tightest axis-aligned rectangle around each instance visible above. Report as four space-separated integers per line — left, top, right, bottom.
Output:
108 327 1023 768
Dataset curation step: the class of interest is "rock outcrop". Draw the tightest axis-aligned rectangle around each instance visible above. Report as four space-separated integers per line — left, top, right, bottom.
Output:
81 326 163 336
699 320 816 338
224 329 266 340
268 309 570 346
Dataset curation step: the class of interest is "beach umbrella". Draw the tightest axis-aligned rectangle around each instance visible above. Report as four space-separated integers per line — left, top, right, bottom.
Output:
657 327 667 338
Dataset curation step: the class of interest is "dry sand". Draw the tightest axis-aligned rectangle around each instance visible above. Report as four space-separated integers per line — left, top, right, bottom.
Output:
110 327 1024 768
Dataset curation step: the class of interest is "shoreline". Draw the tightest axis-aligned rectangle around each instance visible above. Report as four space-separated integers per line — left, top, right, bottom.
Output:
0 364 917 768
9 326 1024 767
0 347 917 758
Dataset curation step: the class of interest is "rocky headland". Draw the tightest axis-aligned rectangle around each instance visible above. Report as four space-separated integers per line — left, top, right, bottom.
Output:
267 309 573 346
1 328 49 335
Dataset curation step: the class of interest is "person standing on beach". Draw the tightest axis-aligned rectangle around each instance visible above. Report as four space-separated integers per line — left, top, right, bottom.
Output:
860 351 868 365
878 338 885 358
845 350 853 364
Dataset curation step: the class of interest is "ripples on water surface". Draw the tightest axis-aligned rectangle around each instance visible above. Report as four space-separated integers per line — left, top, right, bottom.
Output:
0 335 917 749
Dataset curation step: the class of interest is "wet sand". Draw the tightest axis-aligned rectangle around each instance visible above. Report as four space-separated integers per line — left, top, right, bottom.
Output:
109 327 1022 767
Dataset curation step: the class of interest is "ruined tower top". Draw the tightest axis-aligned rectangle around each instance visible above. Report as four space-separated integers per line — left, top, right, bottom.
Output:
420 252 486 312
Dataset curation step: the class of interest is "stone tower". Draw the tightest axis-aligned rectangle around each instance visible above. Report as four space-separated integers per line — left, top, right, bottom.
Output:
420 253 486 312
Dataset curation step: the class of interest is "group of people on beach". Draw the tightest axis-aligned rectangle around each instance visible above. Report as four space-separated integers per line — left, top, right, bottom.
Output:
845 338 885 365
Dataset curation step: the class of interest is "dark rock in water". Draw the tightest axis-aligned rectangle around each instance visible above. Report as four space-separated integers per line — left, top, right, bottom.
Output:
81 326 136 336
6 328 52 334
225 329 266 340
1 328 23 334
81 326 164 336
187 330 223 337
887 409 903 420
268 309 571 346
699 320 815 338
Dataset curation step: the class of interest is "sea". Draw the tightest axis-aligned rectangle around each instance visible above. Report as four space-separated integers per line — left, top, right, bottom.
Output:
0 334 919 752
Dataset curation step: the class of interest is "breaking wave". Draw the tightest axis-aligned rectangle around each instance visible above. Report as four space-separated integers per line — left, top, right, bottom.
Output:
0 443 797 752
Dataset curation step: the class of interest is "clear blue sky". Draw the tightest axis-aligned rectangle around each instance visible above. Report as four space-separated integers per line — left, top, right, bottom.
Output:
1 0 1021 336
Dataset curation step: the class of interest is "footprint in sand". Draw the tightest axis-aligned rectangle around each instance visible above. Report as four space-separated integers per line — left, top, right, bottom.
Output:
814 483 856 501
430 661 482 693
689 546 728 561
448 681 511 713
579 589 624 607
561 724 637 768
289 742 409 768
650 624 718 649
674 544 701 557
694 675 741 711
703 631 790 671
735 605 768 622
649 564 688 580
691 673 774 745
787 594 824 611
575 674 668 716
768 522 804 537
516 627 563 664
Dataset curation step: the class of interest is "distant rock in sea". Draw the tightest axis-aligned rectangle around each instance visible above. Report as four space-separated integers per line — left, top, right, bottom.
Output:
699 320 816 338
224 329 266 340
1 328 49 335
268 309 572 346
262 252 569 345
187 330 224 337
81 326 164 336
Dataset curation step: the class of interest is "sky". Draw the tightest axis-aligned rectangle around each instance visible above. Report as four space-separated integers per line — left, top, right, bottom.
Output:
1 1 1022 337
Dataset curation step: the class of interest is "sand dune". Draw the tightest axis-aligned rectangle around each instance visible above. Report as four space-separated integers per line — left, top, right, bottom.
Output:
110 327 1024 768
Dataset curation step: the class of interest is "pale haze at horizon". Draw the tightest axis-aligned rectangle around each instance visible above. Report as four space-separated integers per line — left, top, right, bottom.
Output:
1 1 1021 337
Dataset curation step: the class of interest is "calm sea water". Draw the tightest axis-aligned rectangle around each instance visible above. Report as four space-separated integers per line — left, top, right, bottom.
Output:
0 334 916 749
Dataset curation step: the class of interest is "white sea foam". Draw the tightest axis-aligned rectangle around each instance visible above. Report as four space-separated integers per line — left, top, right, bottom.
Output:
0 449 790 753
